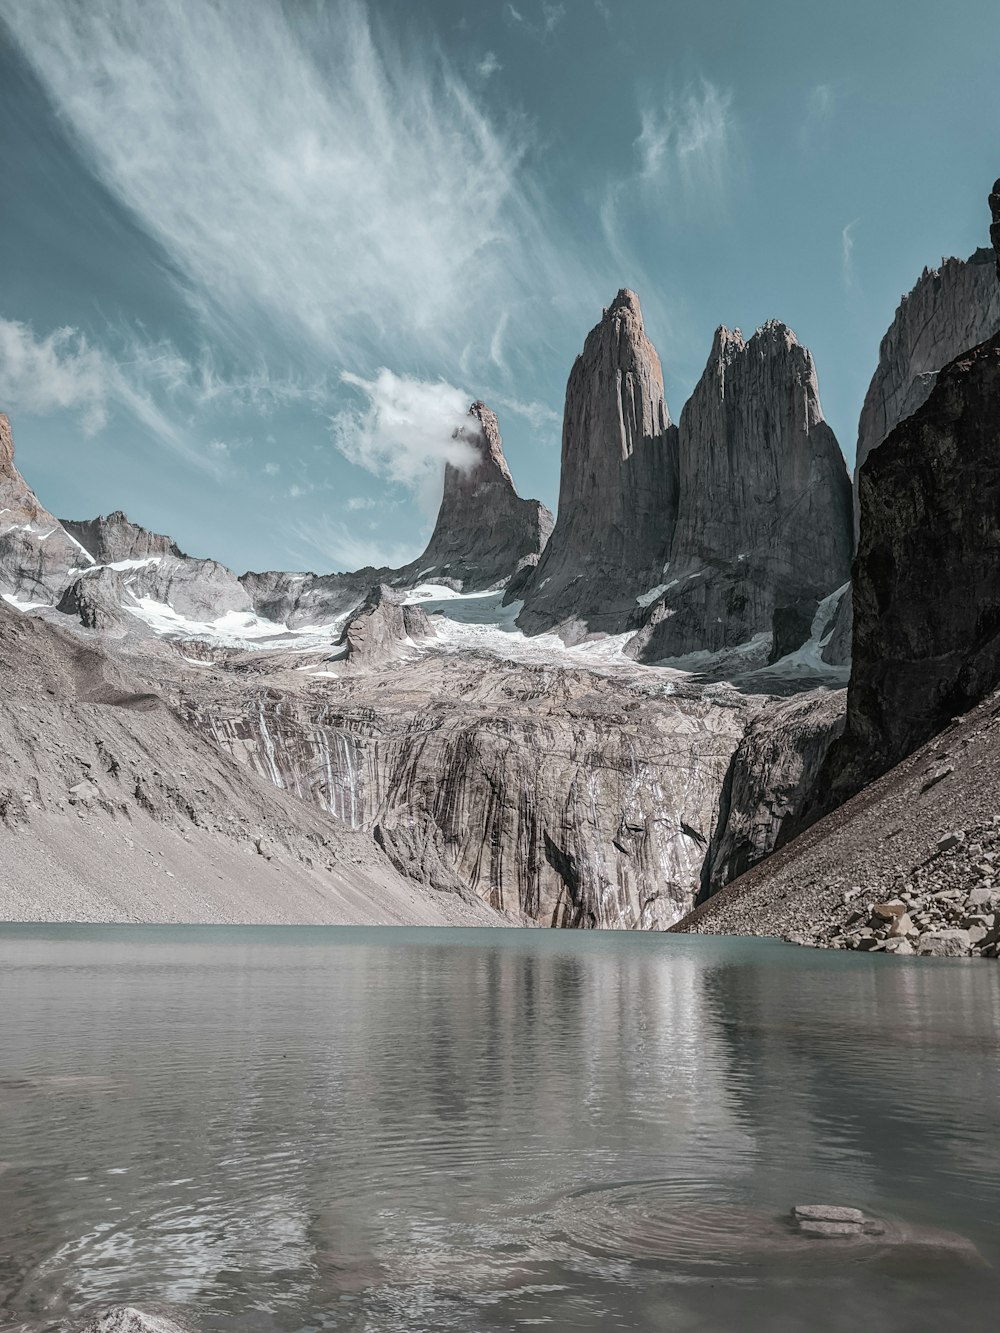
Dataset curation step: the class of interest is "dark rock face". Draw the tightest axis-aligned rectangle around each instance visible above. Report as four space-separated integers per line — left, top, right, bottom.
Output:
699 689 846 900
821 331 1000 810
515 290 678 640
407 401 552 592
630 323 853 663
339 584 434 664
990 178 1000 278
854 248 1000 511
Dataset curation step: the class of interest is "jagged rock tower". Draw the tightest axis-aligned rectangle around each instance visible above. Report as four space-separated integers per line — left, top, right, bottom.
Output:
406 400 553 592
514 290 678 640
629 322 853 664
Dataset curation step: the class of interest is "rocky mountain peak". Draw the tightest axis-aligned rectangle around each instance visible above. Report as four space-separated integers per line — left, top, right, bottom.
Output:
991 177 1000 276
515 289 678 639
401 400 553 593
628 317 852 664
0 413 14 477
62 511 184 565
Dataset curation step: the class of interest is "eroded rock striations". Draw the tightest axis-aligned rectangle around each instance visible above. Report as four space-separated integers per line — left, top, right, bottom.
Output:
515 290 678 641
630 323 853 664
406 401 552 592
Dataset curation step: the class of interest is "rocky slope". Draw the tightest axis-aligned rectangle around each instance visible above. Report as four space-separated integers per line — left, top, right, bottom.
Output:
0 596 498 926
630 322 853 664
515 290 678 641
675 684 1000 958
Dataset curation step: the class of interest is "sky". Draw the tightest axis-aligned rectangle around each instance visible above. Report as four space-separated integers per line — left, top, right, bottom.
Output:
0 0 997 575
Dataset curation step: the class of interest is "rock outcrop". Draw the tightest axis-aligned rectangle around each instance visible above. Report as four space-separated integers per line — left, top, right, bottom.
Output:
515 290 678 641
339 584 434 664
991 178 1000 278
404 401 552 591
629 323 853 663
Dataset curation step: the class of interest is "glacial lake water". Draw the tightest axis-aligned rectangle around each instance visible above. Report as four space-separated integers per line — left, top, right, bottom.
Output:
1 926 999 1333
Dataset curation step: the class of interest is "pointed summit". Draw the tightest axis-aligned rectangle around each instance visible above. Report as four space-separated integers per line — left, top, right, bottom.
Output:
405 400 553 592
630 320 853 663
515 289 678 639
991 177 1000 278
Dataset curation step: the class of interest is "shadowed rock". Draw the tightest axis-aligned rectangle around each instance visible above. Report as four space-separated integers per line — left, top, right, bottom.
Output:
515 290 678 641
990 177 1000 278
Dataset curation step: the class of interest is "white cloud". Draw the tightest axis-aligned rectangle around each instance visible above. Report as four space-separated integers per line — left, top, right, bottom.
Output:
842 218 860 288
634 80 734 209
0 316 215 466
1 0 593 380
331 369 480 507
263 461 280 477
0 319 110 433
476 51 501 78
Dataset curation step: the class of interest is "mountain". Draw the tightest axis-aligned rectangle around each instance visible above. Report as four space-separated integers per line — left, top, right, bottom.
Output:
629 322 853 664
514 289 678 641
406 400 553 593
679 170 1000 955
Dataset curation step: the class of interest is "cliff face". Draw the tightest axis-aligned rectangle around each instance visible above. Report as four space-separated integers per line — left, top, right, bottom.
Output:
822 330 1000 808
0 412 93 603
405 401 553 592
515 290 678 641
854 248 1000 506
181 655 749 929
631 323 853 663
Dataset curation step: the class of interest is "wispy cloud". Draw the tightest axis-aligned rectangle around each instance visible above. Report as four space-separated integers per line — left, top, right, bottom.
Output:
504 1 566 39
1 0 592 381
284 515 422 574
634 80 734 209
841 218 860 288
0 316 215 467
799 82 838 149
331 370 479 509
476 50 501 78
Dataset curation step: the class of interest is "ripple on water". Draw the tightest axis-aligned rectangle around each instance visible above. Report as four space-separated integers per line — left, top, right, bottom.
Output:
540 1179 985 1273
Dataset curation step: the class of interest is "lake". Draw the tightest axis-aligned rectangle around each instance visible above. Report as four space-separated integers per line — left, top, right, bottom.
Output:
1 925 998 1332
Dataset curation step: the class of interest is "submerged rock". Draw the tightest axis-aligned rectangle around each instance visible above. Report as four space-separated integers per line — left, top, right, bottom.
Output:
81 1306 195 1333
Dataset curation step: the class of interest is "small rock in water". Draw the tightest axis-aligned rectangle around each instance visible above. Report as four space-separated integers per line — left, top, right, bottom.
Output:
792 1204 865 1224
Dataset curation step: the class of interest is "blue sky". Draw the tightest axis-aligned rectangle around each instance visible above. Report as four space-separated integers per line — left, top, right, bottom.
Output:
0 0 997 574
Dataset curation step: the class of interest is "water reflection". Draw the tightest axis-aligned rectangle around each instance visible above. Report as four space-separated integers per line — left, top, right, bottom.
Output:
0 926 998 1332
